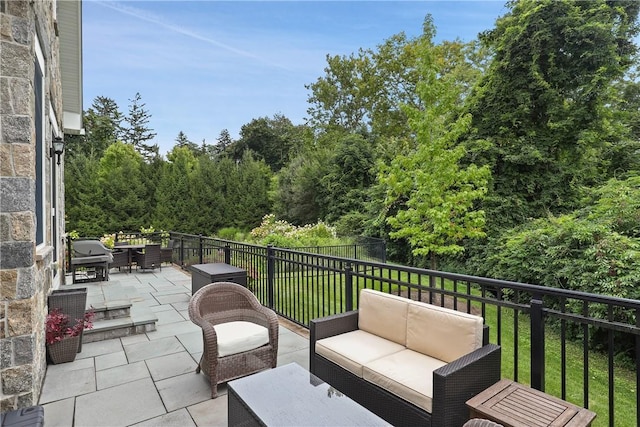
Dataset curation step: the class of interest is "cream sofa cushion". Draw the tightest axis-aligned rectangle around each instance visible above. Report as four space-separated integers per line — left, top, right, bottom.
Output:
214 321 269 357
406 301 483 363
316 329 405 377
363 349 446 413
358 289 409 345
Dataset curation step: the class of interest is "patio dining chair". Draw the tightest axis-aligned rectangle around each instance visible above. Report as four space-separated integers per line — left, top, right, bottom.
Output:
135 244 162 271
109 249 129 271
161 239 174 265
188 282 279 398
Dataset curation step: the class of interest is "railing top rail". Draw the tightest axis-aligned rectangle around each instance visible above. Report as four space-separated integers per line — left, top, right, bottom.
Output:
167 231 640 309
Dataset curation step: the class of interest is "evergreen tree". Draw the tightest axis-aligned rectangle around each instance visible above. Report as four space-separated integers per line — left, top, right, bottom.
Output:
67 96 122 160
96 142 149 232
122 92 159 161
174 131 200 155
213 129 233 158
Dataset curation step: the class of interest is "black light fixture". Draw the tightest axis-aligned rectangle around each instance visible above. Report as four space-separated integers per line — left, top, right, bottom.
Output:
51 136 65 165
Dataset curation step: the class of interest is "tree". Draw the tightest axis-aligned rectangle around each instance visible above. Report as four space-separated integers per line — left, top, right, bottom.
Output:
318 134 376 223
174 131 199 155
213 129 233 158
466 0 640 229
379 21 490 270
306 16 482 140
64 152 106 236
154 146 198 232
274 148 332 225
67 96 123 160
231 114 300 171
122 92 159 161
96 142 149 232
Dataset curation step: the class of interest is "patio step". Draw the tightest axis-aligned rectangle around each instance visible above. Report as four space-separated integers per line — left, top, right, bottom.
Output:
83 304 157 343
91 299 132 321
61 277 158 344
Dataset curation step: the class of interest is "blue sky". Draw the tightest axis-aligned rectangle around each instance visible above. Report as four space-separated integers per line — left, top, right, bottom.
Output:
82 1 508 155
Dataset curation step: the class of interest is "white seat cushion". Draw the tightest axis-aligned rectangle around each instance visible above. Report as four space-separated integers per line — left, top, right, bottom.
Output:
214 321 269 357
316 329 405 377
363 349 447 413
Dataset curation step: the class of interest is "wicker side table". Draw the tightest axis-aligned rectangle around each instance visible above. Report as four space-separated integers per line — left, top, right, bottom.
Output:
466 379 596 427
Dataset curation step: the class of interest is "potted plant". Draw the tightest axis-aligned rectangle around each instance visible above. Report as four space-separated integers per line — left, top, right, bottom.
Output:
46 308 94 364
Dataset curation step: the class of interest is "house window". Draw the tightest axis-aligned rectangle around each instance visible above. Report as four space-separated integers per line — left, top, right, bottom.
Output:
35 35 46 247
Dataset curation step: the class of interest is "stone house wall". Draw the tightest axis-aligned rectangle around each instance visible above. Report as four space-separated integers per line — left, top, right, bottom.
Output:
0 0 66 411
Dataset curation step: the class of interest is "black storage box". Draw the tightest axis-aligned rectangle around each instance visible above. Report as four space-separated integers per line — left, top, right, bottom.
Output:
1 406 44 427
190 263 247 294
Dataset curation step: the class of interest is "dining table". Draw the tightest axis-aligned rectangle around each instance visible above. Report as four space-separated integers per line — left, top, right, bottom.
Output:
113 244 146 273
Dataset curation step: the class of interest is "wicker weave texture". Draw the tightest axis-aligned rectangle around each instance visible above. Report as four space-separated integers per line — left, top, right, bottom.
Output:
47 336 80 364
189 282 279 398
136 244 162 270
110 250 129 270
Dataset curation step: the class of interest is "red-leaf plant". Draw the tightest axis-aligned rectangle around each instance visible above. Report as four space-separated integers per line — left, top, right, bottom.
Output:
45 308 95 345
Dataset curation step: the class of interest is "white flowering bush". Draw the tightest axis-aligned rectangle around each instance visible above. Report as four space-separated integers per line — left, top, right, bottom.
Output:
101 234 115 249
250 214 339 247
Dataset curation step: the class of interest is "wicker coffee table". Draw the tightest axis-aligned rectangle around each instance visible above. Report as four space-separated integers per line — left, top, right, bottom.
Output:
228 363 390 426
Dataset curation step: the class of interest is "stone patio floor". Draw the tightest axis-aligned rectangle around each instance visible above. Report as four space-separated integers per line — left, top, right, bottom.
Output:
39 265 310 426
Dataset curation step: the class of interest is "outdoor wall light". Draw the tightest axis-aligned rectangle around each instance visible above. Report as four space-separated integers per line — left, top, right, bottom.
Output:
51 137 65 165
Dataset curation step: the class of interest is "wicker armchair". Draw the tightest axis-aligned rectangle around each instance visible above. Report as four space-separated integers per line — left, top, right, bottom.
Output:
188 282 279 398
135 244 161 271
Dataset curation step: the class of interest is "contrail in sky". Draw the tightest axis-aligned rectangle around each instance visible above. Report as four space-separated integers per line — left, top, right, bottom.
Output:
95 1 291 70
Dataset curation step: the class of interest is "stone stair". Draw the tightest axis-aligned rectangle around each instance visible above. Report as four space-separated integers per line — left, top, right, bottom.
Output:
62 280 157 344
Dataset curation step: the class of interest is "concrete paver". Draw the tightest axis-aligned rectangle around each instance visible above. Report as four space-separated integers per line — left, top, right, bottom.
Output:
39 266 310 426
145 351 197 381
75 377 165 427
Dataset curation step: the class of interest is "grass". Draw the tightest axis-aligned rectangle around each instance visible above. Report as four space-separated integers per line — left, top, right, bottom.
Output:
265 266 636 426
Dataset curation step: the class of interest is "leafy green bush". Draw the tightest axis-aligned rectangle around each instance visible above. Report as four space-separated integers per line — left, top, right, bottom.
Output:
249 214 341 247
216 227 246 241
487 177 640 361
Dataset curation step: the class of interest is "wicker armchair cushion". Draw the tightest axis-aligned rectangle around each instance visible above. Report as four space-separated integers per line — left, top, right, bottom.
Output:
406 301 483 363
363 349 447 413
358 289 408 345
315 329 405 377
213 321 269 357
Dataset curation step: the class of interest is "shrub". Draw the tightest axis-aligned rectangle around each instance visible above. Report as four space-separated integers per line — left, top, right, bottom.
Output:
249 214 339 247
46 308 95 345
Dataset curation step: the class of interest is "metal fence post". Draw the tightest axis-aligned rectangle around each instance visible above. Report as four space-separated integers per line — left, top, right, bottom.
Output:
345 262 353 312
179 236 185 267
67 236 73 273
382 240 387 263
267 245 275 309
198 234 203 265
530 296 545 391
224 244 231 265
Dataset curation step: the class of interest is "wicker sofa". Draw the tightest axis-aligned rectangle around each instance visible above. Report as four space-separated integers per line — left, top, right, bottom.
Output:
310 289 501 427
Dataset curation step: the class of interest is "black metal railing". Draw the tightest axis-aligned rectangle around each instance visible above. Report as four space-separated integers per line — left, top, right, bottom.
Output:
70 231 639 425
169 233 637 427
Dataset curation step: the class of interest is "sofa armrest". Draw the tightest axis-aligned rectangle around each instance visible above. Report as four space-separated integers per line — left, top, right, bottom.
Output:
309 310 359 374
432 344 501 427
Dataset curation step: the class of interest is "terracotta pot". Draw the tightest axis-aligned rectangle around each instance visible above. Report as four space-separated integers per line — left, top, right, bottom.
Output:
47 335 80 364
